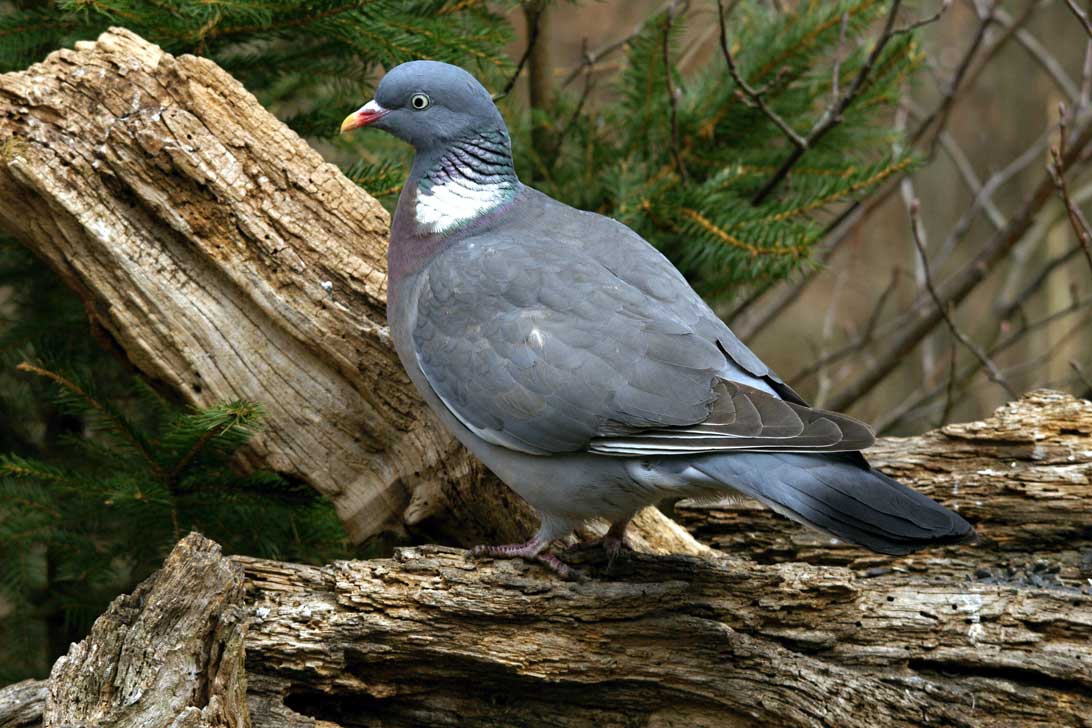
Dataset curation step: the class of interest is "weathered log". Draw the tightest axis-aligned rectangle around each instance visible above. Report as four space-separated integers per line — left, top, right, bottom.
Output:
0 680 45 728
237 546 1091 727
5 516 1090 728
677 389 1092 582
0 27 699 555
6 388 1092 728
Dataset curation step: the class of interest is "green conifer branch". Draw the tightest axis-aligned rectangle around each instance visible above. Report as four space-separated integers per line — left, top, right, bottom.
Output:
15 362 161 476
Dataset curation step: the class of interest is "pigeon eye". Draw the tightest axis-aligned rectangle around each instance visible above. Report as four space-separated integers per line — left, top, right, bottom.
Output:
410 93 430 110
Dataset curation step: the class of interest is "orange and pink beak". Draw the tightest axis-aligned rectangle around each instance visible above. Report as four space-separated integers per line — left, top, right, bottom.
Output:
340 100 389 133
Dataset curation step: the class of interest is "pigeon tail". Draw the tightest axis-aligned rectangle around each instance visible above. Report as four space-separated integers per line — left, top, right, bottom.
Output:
691 452 976 555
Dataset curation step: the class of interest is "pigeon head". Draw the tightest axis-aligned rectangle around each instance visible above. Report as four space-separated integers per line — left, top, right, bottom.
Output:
340 60 506 150
342 61 521 239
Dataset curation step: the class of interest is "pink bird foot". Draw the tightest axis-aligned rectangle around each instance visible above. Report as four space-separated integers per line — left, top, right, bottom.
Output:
562 516 633 567
469 537 583 580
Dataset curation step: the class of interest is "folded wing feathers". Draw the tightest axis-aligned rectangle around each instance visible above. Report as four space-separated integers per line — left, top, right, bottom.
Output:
589 380 875 456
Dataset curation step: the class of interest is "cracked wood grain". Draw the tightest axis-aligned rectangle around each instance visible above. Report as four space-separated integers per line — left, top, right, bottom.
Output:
236 543 1090 728
45 535 248 728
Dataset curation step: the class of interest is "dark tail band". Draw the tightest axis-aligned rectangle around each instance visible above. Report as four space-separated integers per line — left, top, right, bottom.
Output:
694 452 976 555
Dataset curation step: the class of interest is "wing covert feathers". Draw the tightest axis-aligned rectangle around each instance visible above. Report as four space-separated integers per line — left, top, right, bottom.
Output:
589 381 875 456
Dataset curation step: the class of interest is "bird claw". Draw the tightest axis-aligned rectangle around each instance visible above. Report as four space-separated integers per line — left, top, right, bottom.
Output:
563 534 632 569
533 552 585 581
469 541 584 581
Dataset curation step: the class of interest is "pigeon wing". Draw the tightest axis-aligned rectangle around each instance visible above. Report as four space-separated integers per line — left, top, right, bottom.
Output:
412 229 873 457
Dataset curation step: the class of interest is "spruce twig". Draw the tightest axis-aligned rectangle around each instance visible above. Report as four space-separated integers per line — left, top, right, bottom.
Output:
751 0 907 204
15 362 162 476
662 0 688 182
715 0 805 149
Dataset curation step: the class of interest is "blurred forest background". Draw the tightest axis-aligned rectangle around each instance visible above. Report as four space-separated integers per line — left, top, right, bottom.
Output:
0 0 1089 684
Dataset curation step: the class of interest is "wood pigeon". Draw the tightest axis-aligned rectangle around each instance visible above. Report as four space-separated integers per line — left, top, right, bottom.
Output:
341 61 975 577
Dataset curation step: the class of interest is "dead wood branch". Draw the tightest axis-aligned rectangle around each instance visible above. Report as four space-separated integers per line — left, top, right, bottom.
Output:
908 199 1016 398
2 392 1091 727
827 111 1092 413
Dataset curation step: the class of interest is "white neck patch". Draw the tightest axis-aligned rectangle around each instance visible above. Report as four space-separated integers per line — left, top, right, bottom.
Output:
415 177 515 235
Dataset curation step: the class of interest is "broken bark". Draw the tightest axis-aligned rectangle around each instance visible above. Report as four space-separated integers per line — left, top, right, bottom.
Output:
236 546 1091 727
0 27 698 554
3 534 250 728
0 680 45 728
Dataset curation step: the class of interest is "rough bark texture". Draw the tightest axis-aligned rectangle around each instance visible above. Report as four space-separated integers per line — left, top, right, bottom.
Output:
46 534 248 728
2 393 1091 728
0 681 45 728
0 27 699 555
237 547 1091 728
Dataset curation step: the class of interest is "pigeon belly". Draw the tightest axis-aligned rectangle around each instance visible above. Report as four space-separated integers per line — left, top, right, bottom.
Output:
387 267 665 527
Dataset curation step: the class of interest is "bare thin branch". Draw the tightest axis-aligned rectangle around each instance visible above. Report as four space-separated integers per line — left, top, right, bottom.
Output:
992 5 1080 103
789 267 905 385
936 129 1005 229
715 0 806 148
877 296 1092 433
939 343 959 426
914 0 998 153
1063 0 1092 40
559 0 687 88
999 244 1088 322
663 1 688 182
825 111 1092 412
862 267 902 347
782 101 1048 380
1072 360 1092 394
892 0 951 36
908 200 1017 399
493 4 543 101
934 121 1052 266
827 116 1092 412
1047 103 1092 277
550 41 597 153
899 142 937 378
1081 38 1092 109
